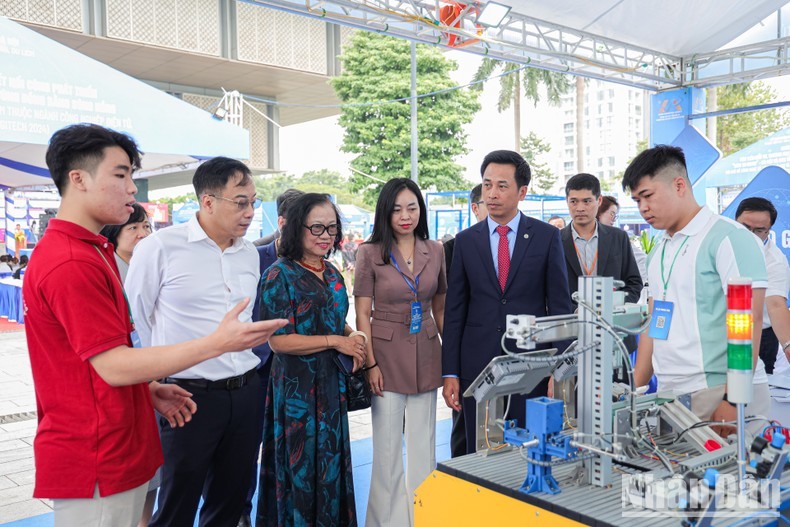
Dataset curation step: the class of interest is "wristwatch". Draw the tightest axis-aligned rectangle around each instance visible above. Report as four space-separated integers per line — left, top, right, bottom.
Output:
722 392 736 407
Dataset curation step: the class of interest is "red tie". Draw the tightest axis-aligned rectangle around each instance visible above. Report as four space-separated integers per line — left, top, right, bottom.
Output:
496 225 510 292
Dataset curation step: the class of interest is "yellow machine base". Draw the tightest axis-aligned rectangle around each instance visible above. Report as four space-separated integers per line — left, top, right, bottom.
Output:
414 470 587 526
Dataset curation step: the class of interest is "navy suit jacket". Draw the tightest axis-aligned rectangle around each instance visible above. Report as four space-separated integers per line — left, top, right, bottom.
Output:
251 240 278 364
442 213 574 382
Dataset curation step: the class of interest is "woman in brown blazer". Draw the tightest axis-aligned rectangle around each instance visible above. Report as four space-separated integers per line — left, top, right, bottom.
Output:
354 178 446 527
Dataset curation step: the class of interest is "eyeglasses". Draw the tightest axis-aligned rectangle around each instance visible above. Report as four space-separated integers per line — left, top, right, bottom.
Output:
473 201 485 206
743 225 770 236
608 210 618 220
208 194 261 211
303 224 339 237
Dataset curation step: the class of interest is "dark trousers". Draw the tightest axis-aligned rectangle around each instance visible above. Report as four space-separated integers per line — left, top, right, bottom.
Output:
241 354 274 517
760 326 780 375
450 409 467 458
150 371 262 527
460 376 549 456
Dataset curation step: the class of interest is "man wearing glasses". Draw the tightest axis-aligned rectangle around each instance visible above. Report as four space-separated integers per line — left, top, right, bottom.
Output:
735 197 790 374
126 157 265 526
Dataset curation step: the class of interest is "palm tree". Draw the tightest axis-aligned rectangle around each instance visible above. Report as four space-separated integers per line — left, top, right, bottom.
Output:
473 59 572 151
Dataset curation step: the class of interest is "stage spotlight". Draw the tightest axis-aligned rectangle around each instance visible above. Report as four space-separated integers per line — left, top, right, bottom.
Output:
212 106 228 120
476 1 511 27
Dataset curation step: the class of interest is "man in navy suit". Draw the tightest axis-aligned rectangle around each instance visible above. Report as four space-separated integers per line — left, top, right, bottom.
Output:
442 150 573 456
239 188 303 527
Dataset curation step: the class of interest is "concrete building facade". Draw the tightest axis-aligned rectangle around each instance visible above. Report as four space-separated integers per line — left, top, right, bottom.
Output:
3 0 350 192
556 79 650 186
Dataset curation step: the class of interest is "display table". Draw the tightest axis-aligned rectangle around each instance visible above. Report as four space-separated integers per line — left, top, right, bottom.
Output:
417 443 790 526
0 278 23 324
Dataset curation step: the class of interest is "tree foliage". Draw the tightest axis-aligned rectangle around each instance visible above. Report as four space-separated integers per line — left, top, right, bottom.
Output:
253 169 367 208
151 193 196 205
716 81 789 156
520 132 556 194
472 59 571 111
331 32 480 205
612 138 649 191
472 59 572 149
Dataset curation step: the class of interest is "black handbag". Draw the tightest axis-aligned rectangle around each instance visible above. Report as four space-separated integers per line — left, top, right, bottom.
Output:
334 353 372 412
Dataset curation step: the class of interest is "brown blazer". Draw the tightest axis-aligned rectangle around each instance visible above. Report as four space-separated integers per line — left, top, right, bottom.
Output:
354 238 447 394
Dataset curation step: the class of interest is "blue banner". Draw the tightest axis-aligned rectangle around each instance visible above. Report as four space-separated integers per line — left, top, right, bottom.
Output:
721 165 790 264
0 17 248 159
650 87 706 146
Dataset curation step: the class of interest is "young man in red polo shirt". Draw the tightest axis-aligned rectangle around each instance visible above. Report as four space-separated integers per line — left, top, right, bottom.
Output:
23 124 286 527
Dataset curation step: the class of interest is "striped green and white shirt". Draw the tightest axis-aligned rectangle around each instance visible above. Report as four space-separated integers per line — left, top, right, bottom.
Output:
646 206 768 393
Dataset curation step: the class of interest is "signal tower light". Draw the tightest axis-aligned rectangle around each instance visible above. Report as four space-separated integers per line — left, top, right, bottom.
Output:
726 278 753 405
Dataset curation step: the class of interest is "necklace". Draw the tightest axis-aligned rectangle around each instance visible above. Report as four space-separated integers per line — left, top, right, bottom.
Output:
300 258 326 273
397 240 415 265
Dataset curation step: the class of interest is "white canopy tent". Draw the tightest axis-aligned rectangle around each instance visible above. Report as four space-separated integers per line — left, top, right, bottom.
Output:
513 0 786 57
250 0 790 90
0 17 249 189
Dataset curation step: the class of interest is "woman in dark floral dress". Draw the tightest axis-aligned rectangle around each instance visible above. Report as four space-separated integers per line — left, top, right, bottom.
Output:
257 193 367 527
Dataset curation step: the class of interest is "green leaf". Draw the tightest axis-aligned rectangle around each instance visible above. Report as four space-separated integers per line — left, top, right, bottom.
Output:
331 33 481 206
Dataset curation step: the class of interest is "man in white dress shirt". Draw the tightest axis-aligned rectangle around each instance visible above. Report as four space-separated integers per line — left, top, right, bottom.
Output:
126 157 265 527
736 197 790 374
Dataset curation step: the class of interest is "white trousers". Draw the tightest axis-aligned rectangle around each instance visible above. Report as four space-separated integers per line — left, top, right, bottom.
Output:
53 481 149 527
691 382 771 437
366 389 437 527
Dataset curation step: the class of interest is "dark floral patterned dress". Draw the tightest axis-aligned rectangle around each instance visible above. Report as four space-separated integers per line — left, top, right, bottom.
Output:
256 257 357 527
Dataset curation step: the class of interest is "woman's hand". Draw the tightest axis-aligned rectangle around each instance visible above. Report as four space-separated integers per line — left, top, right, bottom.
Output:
335 335 367 366
367 365 384 397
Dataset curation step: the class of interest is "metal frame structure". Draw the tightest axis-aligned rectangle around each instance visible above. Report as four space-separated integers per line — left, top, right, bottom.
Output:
469 276 641 487
576 276 614 487
250 0 790 91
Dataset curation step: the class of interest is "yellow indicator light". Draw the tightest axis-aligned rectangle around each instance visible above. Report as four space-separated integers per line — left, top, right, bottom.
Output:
726 312 752 340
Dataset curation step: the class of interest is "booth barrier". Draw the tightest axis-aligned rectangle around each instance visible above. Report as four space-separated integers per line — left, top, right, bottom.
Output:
0 278 24 324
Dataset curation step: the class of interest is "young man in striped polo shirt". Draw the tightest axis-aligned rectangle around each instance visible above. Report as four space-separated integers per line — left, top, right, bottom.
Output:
622 145 769 434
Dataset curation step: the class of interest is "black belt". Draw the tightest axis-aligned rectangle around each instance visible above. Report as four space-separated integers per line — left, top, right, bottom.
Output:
162 368 257 391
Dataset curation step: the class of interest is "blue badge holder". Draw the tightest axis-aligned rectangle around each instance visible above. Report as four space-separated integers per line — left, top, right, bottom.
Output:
648 300 674 340
409 302 422 334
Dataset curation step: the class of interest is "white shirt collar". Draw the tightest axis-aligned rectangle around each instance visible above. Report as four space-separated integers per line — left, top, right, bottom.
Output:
571 220 599 241
662 205 713 240
187 212 248 253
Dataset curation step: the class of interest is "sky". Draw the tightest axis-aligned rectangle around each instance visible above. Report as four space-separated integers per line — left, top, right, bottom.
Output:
277 50 790 190
277 50 563 186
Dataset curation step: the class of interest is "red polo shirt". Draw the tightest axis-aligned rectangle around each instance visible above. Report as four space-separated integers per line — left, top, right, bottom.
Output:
23 219 162 499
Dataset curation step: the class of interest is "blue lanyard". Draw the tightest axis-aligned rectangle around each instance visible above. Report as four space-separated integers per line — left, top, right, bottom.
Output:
390 252 419 299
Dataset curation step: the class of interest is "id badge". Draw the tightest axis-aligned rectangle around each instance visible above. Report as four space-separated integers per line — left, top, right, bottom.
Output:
130 330 142 348
648 300 674 340
409 302 422 334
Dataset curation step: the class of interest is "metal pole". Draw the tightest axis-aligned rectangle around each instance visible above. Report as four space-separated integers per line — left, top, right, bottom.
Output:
736 403 747 491
410 41 418 183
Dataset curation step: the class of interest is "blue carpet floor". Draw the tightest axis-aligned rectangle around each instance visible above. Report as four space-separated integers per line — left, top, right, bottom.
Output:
1 418 452 527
